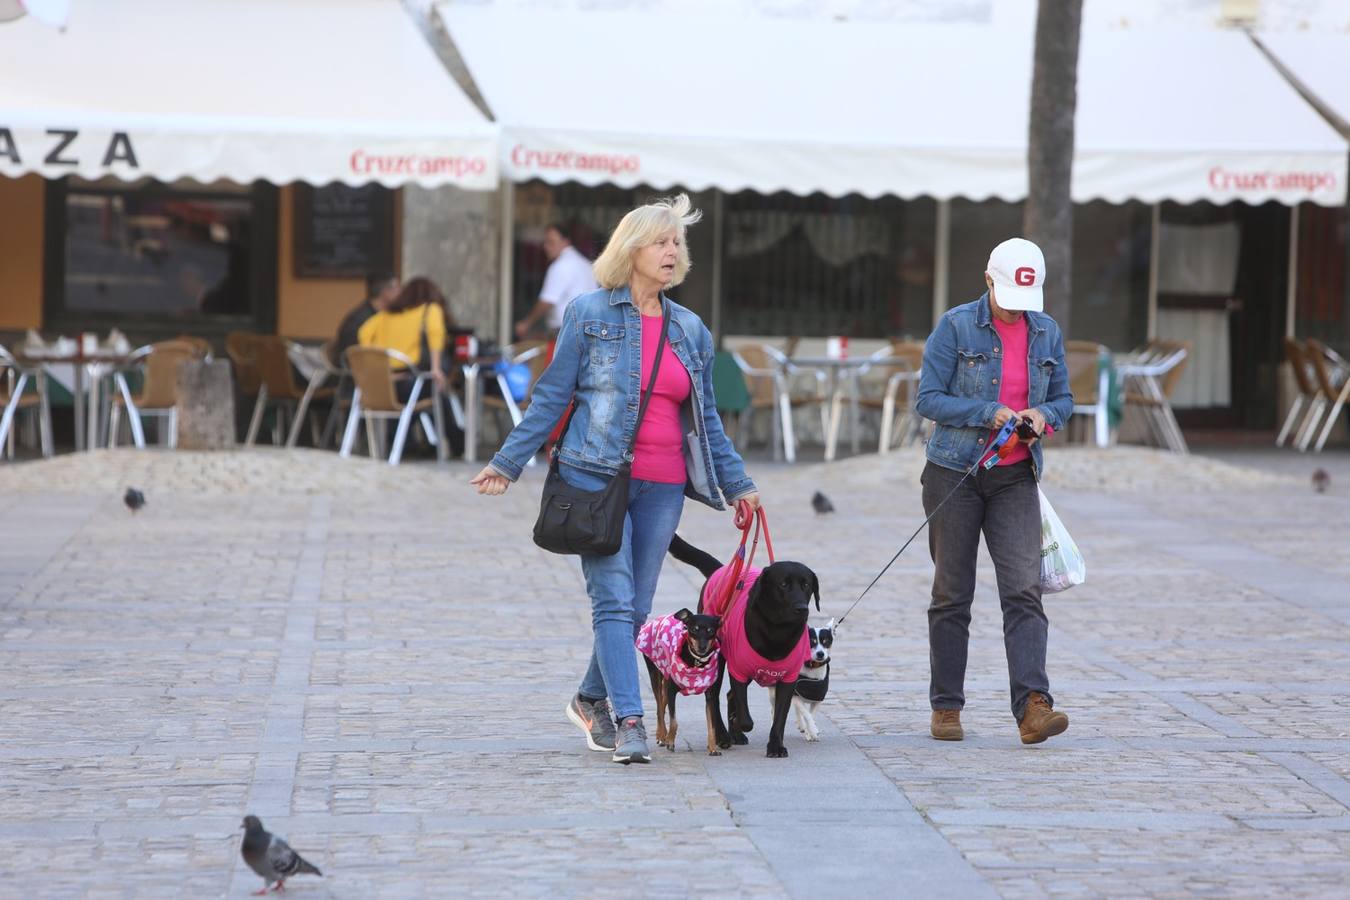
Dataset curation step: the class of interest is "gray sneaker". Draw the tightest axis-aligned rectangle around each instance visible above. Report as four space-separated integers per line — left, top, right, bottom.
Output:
566 694 617 752
612 716 651 764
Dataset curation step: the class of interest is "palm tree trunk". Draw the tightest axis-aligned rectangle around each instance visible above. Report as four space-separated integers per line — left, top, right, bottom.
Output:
1024 0 1084 335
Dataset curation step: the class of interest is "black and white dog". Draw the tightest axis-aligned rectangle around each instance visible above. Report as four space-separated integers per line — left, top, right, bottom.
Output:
768 619 834 742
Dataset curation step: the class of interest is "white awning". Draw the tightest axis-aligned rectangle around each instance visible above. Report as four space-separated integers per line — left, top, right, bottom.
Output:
0 0 498 189
1257 33 1350 138
440 7 1346 206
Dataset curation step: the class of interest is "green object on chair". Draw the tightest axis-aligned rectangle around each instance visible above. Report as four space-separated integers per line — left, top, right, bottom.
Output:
712 350 750 413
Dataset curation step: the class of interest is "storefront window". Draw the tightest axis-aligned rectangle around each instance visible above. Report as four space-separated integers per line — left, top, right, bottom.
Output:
46 178 276 329
947 198 1024 307
1072 201 1151 352
721 193 936 339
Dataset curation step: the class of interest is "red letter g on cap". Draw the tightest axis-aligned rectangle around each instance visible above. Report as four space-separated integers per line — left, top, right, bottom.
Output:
1014 266 1036 286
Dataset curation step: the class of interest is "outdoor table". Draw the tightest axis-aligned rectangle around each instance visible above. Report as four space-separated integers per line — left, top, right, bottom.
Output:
787 355 918 461
17 347 132 451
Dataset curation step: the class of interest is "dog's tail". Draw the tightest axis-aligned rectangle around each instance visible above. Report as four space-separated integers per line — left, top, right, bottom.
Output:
668 533 722 580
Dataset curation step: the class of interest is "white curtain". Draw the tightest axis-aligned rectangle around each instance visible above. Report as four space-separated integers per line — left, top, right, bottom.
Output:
1155 307 1231 408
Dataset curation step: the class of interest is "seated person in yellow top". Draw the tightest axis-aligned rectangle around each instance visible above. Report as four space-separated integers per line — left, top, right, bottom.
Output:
357 276 464 455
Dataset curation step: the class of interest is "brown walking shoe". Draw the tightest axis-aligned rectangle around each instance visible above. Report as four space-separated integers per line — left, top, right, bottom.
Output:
1018 693 1068 744
930 709 964 741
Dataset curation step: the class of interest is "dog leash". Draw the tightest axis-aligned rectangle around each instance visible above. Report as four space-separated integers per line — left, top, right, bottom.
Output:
835 419 1024 628
710 501 775 614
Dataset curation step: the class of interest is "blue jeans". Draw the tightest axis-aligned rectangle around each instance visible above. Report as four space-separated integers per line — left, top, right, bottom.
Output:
560 463 686 721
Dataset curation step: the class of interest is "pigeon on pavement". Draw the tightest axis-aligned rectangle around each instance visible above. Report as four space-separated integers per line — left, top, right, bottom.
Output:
811 491 835 515
240 815 322 895
123 488 146 512
1312 469 1330 494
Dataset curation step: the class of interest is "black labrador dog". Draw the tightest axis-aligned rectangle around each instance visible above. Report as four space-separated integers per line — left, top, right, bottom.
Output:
668 534 819 758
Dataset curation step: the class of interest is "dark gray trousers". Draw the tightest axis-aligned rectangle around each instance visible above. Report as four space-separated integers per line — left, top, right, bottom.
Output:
921 459 1051 720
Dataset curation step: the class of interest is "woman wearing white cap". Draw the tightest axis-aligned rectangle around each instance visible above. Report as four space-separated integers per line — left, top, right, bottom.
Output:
914 237 1074 746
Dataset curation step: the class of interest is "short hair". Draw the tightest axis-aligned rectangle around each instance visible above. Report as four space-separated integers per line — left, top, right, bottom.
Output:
365 270 396 297
545 222 572 243
592 194 701 290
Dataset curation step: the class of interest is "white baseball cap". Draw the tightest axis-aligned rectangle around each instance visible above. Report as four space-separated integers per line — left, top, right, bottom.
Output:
986 237 1045 312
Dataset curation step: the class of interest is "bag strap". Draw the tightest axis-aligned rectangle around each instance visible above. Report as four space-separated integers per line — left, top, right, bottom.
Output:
550 298 671 472
623 300 671 464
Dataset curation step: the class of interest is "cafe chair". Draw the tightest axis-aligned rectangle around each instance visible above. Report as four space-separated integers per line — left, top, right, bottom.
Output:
107 340 201 448
339 346 448 465
0 344 54 460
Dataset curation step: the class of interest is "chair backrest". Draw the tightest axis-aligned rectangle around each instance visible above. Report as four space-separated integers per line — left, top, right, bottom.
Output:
1064 340 1104 405
138 341 198 409
884 340 924 371
504 340 551 392
321 339 346 372
225 331 262 394
1304 339 1340 398
252 336 304 400
173 334 213 359
731 344 781 405
1150 340 1191 398
1283 337 1317 396
344 346 403 412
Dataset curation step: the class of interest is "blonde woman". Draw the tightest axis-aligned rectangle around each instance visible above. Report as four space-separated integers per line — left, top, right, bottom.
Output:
471 195 760 764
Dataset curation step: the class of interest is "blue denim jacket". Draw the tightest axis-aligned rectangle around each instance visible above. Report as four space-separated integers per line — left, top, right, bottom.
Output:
915 293 1074 479
490 287 756 510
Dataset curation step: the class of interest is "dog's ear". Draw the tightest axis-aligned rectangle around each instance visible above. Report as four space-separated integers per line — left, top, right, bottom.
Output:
674 608 692 623
811 572 821 611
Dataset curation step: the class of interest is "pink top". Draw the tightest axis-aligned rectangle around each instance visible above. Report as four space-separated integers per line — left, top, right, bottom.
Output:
636 615 720 696
976 315 1040 467
632 314 692 484
702 564 810 686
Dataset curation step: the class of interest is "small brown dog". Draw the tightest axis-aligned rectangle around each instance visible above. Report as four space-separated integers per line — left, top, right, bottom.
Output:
641 608 723 752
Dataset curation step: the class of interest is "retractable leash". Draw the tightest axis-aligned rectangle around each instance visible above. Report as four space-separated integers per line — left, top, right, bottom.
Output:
835 418 1024 628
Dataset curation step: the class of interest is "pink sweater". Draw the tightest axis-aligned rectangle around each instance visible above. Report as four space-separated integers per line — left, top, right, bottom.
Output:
632 315 691 484
636 615 720 695
702 564 810 686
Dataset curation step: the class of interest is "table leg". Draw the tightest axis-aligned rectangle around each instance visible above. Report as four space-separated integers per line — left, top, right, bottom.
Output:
848 371 861 455
463 364 480 464
86 367 101 451
824 369 841 462
72 364 85 451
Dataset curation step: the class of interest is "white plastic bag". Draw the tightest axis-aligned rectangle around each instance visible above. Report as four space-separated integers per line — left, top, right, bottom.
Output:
1038 488 1085 594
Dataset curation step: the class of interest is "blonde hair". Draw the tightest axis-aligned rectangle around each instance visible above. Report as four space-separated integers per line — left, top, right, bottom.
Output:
592 194 702 290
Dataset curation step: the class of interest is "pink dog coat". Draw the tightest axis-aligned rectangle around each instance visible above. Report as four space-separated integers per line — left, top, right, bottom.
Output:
636 615 720 696
702 565 810 687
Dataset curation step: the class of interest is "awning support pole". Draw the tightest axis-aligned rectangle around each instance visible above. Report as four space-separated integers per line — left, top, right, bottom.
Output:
1147 203 1161 340
711 189 725 346
931 198 951 328
498 178 514 346
1286 204 1300 338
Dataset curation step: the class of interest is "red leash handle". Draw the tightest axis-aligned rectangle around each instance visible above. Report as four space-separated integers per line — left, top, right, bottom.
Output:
712 503 773 614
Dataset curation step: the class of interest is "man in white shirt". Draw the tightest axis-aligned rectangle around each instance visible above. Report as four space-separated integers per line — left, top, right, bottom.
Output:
514 224 598 339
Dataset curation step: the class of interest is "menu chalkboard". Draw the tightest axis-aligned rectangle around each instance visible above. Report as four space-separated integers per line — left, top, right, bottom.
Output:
292 184 395 278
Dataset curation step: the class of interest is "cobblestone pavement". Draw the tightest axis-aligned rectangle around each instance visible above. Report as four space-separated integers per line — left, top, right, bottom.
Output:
2 445 1348 898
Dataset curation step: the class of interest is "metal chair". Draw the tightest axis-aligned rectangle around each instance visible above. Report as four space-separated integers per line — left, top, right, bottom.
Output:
1120 341 1189 454
482 340 549 428
1303 339 1350 453
1276 338 1318 448
339 346 448 465
1065 340 1111 448
289 340 351 449
731 344 827 463
0 344 54 460
107 340 201 448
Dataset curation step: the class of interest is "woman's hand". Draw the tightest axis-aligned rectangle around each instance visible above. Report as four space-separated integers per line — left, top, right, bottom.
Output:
992 406 1018 428
734 492 762 514
470 466 511 496
1016 408 1047 443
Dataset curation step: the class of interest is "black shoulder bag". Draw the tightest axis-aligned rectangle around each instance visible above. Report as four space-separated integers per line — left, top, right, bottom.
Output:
533 302 670 557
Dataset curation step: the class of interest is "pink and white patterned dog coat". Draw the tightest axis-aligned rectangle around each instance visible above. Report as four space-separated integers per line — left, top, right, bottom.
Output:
636 615 720 696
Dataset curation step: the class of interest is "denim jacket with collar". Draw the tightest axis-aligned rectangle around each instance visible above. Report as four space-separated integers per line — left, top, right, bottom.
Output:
490 286 756 510
915 293 1074 479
